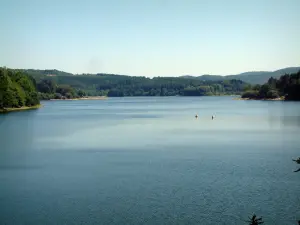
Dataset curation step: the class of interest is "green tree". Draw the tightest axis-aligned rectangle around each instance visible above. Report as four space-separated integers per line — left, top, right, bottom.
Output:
13 71 36 93
37 79 57 93
77 89 86 97
267 77 277 89
241 90 259 99
258 84 271 98
243 84 253 92
0 69 18 107
266 90 279 99
13 83 26 107
54 93 62 99
0 68 40 108
0 69 10 108
2 88 18 108
252 84 261 91
65 92 73 99
56 85 76 98
26 92 39 106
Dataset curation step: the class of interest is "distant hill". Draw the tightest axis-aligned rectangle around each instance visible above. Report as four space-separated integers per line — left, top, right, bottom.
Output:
181 67 300 84
6 66 300 86
19 69 73 78
2 67 249 98
3 66 299 98
13 67 300 85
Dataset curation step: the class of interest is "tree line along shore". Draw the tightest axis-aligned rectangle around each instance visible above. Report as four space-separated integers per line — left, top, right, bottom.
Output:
240 70 300 101
1 67 300 112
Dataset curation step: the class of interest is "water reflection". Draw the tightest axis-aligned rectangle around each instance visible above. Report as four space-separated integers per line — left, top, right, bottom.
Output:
0 111 38 172
266 101 300 128
0 97 300 225
0 111 36 151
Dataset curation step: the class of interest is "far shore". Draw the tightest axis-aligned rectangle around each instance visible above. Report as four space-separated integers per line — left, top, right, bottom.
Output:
0 104 42 113
233 96 285 101
49 96 108 101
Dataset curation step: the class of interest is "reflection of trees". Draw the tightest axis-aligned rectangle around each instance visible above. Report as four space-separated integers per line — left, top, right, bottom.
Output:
266 100 300 129
0 111 36 153
246 214 264 225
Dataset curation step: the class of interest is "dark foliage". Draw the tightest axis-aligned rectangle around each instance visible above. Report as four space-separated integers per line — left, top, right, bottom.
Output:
37 79 57 93
241 70 300 100
241 90 259 99
35 74 247 98
36 78 83 100
0 68 40 109
4 68 251 98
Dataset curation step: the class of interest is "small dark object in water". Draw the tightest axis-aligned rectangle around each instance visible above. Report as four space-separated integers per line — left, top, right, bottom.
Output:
293 157 300 172
292 157 300 164
246 214 264 225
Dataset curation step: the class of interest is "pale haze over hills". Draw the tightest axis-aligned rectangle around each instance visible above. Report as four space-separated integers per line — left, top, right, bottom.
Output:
0 0 299 77
181 67 300 84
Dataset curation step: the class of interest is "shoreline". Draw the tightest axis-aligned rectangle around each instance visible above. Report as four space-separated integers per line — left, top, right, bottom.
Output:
49 96 108 101
49 95 240 100
0 104 42 113
233 97 285 101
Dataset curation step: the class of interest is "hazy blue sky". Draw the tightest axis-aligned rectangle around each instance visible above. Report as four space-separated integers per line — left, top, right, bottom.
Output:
0 0 299 77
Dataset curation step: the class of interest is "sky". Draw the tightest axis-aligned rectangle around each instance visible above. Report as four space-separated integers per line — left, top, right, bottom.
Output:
0 0 299 77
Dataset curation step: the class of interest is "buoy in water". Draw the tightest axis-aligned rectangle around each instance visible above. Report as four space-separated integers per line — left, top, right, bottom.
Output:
195 114 198 119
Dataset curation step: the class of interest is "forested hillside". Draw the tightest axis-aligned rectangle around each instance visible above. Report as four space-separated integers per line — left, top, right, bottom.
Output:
241 70 300 100
2 66 299 107
35 74 247 98
4 67 299 101
0 68 40 110
19 66 300 85
1 67 249 101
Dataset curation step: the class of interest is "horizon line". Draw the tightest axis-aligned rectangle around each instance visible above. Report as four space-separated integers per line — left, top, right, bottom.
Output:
1 65 300 78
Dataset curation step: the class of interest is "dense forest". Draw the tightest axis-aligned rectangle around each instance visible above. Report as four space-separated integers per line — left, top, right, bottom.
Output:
20 69 247 98
21 67 300 85
241 70 300 100
2 67 300 102
34 74 247 99
4 67 247 102
0 68 40 110
2 68 247 98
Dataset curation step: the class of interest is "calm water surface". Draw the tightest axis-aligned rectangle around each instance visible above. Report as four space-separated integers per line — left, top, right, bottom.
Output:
0 97 299 225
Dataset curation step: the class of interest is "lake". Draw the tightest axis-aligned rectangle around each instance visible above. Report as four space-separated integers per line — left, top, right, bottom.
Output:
0 96 299 225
